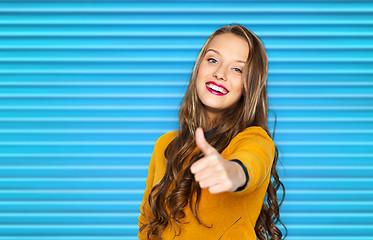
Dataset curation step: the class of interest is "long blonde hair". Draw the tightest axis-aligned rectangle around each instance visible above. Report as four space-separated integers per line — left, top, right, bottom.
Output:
140 24 285 239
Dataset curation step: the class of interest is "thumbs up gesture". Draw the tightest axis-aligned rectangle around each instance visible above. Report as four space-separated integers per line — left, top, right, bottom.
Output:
190 128 246 194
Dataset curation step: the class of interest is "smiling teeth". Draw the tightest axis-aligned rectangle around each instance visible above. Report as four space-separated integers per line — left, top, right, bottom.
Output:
207 83 228 94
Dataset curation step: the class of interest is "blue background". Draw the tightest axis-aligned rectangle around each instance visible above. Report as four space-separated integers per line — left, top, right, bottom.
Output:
0 0 372 239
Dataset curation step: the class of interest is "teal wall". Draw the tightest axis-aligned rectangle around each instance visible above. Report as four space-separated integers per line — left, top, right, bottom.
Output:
0 1 372 239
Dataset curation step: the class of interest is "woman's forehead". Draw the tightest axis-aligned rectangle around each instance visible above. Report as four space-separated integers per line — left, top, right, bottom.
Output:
206 33 249 62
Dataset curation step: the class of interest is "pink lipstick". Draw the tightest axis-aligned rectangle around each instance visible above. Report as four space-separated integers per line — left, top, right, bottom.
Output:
205 81 229 96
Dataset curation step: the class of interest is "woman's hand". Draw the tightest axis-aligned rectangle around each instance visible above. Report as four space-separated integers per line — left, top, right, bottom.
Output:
190 127 246 194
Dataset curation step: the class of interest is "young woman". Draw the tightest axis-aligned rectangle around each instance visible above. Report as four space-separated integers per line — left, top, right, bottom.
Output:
138 24 285 239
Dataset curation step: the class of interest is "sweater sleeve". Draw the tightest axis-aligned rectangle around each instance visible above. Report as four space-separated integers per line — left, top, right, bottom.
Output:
227 127 275 196
229 159 249 192
137 141 157 239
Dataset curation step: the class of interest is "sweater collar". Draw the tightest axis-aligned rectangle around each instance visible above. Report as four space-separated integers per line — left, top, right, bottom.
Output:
204 127 217 138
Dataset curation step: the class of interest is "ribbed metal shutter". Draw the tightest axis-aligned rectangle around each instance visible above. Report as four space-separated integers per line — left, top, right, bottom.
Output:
1 1 372 239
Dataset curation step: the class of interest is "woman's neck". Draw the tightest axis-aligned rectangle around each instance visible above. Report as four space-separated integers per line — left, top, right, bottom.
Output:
204 114 218 131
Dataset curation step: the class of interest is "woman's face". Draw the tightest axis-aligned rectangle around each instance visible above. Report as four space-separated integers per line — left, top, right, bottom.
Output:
196 33 249 119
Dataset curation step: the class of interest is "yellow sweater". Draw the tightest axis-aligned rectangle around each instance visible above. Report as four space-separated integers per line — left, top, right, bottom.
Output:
138 126 275 240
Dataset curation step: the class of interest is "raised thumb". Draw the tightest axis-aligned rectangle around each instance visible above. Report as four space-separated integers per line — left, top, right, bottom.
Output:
195 127 214 155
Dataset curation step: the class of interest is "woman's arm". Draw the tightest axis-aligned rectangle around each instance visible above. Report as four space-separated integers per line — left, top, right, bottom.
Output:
225 127 275 195
191 127 275 195
191 128 247 194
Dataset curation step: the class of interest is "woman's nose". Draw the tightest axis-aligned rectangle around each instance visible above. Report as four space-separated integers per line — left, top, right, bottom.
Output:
213 67 227 81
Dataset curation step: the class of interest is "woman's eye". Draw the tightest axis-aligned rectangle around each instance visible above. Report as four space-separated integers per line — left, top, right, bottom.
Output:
234 68 242 73
207 58 217 63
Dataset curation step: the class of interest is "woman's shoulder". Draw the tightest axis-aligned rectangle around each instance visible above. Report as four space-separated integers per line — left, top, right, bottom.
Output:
154 130 179 148
233 126 274 144
241 125 270 135
226 126 275 158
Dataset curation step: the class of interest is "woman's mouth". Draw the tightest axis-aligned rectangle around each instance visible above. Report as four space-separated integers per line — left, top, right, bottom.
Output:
205 81 229 96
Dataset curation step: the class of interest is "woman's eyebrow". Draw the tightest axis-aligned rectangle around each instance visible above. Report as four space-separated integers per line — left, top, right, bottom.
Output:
206 48 220 55
206 48 246 63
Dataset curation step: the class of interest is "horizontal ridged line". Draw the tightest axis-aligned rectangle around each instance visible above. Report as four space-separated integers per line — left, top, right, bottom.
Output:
0 237 137 240
282 213 373 217
0 154 151 157
1 33 373 37
0 153 372 157
0 106 180 110
0 129 371 134
6 165 367 170
0 235 362 240
285 200 373 205
1 70 372 74
0 224 136 228
285 166 373 170
2 46 373 50
0 106 178 110
0 189 371 194
0 177 372 182
0 213 139 216
0 178 146 181
0 166 147 169
0 82 187 86
0 117 372 122
0 106 372 111
0 141 155 145
0 81 373 87
1 58 372 62
272 106 373 110
0 94 184 98
1 70 373 74
5 165 363 170
287 224 373 228
0 201 140 204
0 200 368 205
283 153 373 157
0 189 364 194
284 190 373 194
0 213 370 217
0 189 365 194
1 21 373 25
0 129 173 133
0 141 372 145
0 190 144 193
285 238 373 240
0 9 373 13
284 178 373 181
0 94 371 98
0 70 189 74
278 129 373 133
0 117 178 121
278 141 373 145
